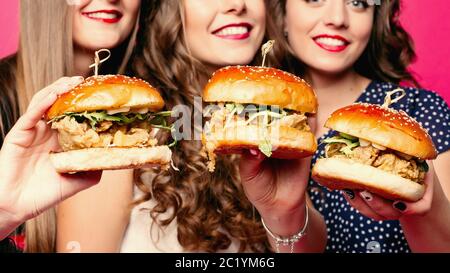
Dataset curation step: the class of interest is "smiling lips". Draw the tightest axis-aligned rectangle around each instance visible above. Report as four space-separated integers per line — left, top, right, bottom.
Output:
313 34 350 52
82 10 123 24
213 23 253 40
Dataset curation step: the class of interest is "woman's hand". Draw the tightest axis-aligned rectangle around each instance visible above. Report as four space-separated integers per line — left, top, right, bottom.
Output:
341 165 435 221
0 77 101 238
239 149 311 236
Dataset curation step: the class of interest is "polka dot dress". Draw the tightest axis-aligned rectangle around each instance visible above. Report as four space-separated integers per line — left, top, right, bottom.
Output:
308 81 450 253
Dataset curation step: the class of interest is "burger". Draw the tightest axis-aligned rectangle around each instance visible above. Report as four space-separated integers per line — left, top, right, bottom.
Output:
202 65 318 171
312 103 437 202
46 75 173 173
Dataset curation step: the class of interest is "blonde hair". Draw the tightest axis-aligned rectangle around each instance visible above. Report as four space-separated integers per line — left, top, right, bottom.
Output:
16 0 73 114
16 0 140 252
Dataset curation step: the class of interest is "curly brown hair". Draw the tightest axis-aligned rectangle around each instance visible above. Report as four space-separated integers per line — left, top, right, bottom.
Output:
277 0 419 86
132 0 287 253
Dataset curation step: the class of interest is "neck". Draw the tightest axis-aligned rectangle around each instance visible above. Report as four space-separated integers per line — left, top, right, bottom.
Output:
73 46 95 78
305 68 370 107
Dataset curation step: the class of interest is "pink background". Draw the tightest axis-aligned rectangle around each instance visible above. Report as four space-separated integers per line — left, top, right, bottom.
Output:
0 1 449 103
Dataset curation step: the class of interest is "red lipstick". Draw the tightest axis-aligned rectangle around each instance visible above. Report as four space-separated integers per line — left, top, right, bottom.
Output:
82 10 123 24
212 23 253 40
313 34 350 53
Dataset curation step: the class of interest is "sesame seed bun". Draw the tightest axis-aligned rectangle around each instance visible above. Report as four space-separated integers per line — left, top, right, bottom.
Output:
46 75 164 119
203 66 317 114
326 103 437 159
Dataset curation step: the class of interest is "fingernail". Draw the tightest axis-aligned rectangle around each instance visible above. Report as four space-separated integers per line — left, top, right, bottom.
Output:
249 149 258 156
360 191 373 202
393 201 407 212
68 77 83 85
72 76 84 81
342 189 355 199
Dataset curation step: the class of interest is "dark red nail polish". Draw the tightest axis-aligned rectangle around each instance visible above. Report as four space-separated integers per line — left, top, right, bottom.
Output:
393 202 407 212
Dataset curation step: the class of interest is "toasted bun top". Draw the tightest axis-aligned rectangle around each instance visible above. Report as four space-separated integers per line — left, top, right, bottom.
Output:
46 75 164 119
203 66 317 113
326 103 437 159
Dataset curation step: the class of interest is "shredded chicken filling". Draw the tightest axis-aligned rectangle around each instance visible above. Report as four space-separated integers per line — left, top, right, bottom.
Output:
52 116 158 151
205 103 310 133
203 103 310 171
325 142 426 184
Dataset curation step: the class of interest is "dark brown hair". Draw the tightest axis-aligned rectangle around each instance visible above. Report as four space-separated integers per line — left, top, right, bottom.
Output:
278 0 419 86
0 56 19 145
133 0 287 252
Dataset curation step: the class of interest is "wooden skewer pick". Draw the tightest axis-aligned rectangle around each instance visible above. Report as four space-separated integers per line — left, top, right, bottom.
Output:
382 88 406 108
261 40 275 67
89 49 111 76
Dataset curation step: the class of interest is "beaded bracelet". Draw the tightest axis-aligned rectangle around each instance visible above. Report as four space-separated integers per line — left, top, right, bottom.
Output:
261 206 309 253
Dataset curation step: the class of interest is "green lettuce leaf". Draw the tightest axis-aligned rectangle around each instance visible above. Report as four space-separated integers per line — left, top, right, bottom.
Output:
222 103 294 158
418 161 429 172
339 132 358 142
49 110 173 129
322 136 360 156
259 139 273 157
49 110 178 148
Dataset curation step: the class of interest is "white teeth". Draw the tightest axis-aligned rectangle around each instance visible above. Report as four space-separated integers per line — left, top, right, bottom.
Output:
86 12 118 20
315 37 346 47
216 26 248 36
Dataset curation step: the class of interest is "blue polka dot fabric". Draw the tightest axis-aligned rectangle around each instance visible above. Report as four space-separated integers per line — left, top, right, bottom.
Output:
308 81 450 253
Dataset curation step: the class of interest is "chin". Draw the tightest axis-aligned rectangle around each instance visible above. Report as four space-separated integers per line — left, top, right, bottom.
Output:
306 61 354 76
218 53 255 66
76 33 123 51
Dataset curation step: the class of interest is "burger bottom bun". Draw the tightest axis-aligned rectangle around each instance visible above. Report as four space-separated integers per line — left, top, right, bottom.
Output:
204 125 317 159
215 145 314 159
312 157 425 202
50 146 172 173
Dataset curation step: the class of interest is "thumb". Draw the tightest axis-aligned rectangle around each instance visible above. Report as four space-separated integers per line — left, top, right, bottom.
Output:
239 149 266 183
16 76 84 131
